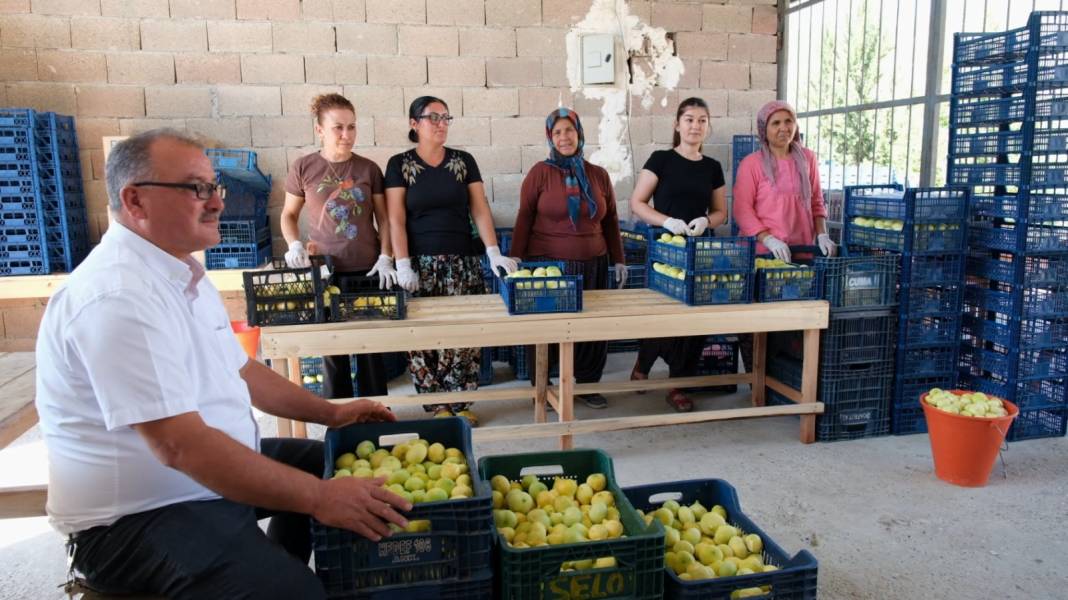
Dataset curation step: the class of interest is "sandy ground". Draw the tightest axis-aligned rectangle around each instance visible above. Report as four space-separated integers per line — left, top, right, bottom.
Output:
2 351 1066 599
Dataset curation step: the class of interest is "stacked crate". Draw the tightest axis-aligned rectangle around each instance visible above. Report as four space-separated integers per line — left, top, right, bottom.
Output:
766 252 900 441
730 135 760 235
646 227 754 305
607 219 650 354
844 185 970 434
0 108 90 275
949 11 1068 440
204 149 271 270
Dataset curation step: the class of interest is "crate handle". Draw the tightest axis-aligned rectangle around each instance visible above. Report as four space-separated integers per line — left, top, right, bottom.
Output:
519 465 566 478
378 432 419 446
646 491 684 504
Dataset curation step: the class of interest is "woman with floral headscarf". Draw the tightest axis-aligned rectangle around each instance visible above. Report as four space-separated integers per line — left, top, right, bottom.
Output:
282 93 395 402
733 100 835 262
733 100 835 373
511 108 626 409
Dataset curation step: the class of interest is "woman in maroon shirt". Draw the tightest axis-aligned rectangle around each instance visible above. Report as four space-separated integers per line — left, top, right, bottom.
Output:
511 108 627 409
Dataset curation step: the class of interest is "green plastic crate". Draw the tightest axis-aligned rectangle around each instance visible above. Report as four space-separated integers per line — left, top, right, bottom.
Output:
477 449 665 600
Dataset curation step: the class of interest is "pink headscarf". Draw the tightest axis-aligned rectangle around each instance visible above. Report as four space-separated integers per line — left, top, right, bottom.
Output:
756 100 812 209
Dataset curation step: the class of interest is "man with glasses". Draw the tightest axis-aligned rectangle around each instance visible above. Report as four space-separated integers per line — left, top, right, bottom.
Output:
35 129 411 599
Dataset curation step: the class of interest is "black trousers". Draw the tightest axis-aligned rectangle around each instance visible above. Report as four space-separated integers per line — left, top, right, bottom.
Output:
323 270 390 399
70 438 326 600
524 254 610 384
635 334 707 379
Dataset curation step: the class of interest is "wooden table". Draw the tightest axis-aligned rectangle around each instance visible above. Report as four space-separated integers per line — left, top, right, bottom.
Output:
0 352 37 450
261 289 830 448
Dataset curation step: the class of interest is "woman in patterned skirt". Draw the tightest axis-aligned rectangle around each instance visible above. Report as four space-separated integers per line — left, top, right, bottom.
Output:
385 96 517 426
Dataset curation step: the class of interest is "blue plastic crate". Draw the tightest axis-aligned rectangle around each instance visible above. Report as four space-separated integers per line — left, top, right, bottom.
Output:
217 171 269 221
1007 405 1068 441
954 27 1031 65
951 59 1030 95
949 93 1028 126
958 371 1067 413
971 188 1068 221
478 347 493 386
901 284 963 317
0 241 47 260
892 373 957 435
607 264 648 353
620 220 650 265
649 229 755 272
0 125 33 149
755 265 822 302
0 208 44 229
648 267 751 306
1033 48 1068 87
897 345 959 377
623 479 818 600
967 251 1068 286
205 241 271 270
0 226 42 243
498 261 582 315
960 343 1068 382
900 253 966 287
964 281 1068 318
1032 85 1068 120
847 222 967 254
845 186 968 222
314 418 493 599
0 256 48 276
218 216 270 246
969 218 1068 254
899 314 961 347
508 343 559 381
205 148 271 193
732 134 759 183
961 310 1068 350
815 252 899 311
1028 154 1068 187
947 161 1024 187
949 129 1025 156
0 108 36 128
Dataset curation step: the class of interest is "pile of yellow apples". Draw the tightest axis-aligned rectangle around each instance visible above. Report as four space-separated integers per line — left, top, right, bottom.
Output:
331 438 476 507
640 498 777 597
652 261 687 280
506 265 571 290
754 258 813 280
657 232 688 247
852 217 962 232
924 388 1009 418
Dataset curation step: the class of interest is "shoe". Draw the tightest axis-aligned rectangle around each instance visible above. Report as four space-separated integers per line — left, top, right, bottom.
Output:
455 409 480 427
581 393 608 409
431 407 454 418
630 362 647 395
665 388 693 413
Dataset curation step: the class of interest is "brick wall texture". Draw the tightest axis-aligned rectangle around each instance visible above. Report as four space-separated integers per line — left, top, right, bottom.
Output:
1 0 778 249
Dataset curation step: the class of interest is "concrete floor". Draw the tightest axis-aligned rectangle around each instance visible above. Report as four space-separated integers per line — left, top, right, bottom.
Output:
2 351 1066 599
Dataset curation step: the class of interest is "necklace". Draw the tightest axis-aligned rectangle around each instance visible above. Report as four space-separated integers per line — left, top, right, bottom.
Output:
321 151 348 184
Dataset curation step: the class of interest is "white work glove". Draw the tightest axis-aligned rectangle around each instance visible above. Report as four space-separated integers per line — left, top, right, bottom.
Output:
817 233 838 257
763 235 792 263
614 263 628 289
486 245 518 276
396 257 419 293
284 240 311 268
662 217 689 236
367 254 397 290
687 216 709 237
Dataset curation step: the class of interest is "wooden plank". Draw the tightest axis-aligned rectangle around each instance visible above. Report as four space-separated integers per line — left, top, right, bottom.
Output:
766 376 802 403
534 344 548 424
800 328 820 444
575 373 751 395
287 357 308 439
325 388 536 408
546 388 561 414
472 402 825 442
270 358 293 437
0 365 37 450
0 269 248 300
752 332 766 407
0 483 47 519
559 342 574 450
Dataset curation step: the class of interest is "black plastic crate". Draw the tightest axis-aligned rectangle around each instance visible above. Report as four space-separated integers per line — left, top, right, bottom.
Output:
328 274 406 321
691 335 739 393
623 479 818 600
821 310 897 367
218 216 270 245
243 257 329 326
314 418 494 599
815 252 898 311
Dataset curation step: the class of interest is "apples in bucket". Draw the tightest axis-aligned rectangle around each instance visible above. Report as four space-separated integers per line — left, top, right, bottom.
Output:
923 388 1009 418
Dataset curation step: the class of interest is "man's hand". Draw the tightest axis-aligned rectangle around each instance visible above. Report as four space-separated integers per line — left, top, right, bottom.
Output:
332 399 396 428
314 477 412 541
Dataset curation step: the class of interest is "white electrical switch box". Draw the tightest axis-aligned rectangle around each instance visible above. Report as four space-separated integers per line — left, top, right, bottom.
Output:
582 34 615 85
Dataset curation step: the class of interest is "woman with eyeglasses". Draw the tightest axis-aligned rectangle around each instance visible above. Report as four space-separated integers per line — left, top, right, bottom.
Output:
628 96 729 413
281 93 395 402
385 96 517 426
510 108 626 410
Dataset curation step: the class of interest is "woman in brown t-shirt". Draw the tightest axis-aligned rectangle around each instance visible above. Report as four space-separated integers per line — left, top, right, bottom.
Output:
282 93 396 401
511 108 627 409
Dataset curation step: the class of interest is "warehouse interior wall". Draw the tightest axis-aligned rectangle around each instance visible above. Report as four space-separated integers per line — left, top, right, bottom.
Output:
0 0 779 252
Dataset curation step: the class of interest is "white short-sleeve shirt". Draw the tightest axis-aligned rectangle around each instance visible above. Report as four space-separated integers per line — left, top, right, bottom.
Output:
35 222 258 535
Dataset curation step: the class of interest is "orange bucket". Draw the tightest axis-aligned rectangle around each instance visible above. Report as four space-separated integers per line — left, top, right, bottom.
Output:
230 319 261 360
920 390 1018 487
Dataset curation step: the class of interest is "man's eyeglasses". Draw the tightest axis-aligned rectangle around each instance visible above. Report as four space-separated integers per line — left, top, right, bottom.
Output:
417 113 454 125
132 181 227 201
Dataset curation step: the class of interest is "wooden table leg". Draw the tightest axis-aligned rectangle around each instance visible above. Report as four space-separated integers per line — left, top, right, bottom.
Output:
799 328 819 444
271 358 293 437
752 332 767 407
534 344 549 424
558 342 574 450
287 357 309 438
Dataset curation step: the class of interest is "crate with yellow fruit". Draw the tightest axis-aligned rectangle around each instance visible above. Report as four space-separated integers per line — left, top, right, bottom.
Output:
499 260 583 315
327 274 407 321
753 246 823 303
242 255 330 326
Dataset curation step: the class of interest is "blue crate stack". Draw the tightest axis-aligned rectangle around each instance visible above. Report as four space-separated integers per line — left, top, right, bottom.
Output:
0 108 90 275
204 149 272 270
948 11 1068 441
844 185 970 435
298 353 408 396
730 135 760 235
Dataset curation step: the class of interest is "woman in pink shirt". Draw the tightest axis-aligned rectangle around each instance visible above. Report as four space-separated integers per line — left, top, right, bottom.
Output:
733 100 836 373
732 100 835 262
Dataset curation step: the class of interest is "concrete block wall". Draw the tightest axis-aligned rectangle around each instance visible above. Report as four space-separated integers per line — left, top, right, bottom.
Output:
0 0 778 249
